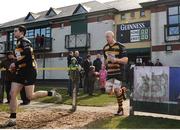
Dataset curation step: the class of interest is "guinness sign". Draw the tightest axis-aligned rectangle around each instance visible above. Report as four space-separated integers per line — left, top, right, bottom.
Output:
117 21 151 43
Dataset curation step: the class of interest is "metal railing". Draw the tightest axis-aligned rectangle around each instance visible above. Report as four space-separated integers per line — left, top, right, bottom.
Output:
65 33 90 49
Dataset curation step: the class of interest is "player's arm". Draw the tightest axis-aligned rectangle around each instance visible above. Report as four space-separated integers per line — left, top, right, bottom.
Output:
116 57 128 65
15 46 32 68
111 46 128 65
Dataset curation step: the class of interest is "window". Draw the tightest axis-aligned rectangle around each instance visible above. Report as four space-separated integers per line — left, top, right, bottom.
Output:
121 13 126 20
130 11 135 18
8 32 16 50
167 6 180 36
140 9 145 17
8 26 52 51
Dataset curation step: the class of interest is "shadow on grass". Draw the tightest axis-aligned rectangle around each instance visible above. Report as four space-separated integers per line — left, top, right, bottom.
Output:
84 115 180 129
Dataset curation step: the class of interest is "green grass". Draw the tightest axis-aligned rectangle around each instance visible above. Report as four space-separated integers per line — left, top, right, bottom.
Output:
35 85 117 107
85 115 180 129
0 104 23 112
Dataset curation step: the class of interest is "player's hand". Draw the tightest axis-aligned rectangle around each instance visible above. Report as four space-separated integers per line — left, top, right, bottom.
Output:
110 58 117 63
10 63 15 70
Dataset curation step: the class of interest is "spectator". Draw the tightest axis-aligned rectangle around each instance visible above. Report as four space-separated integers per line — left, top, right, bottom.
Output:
136 59 142 66
155 59 163 66
99 64 107 94
88 66 99 96
40 35 45 48
74 51 83 66
69 57 81 96
83 54 92 93
35 34 41 48
74 51 83 91
146 59 154 66
67 51 74 96
0 51 16 103
93 54 102 72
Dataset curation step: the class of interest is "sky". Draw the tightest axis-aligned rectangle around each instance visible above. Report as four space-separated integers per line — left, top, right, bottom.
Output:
0 0 113 24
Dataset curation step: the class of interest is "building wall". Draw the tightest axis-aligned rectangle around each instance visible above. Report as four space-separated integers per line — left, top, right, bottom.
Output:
51 26 71 53
115 10 151 24
151 11 167 46
114 9 151 50
152 51 180 67
35 19 113 79
151 6 180 67
88 20 114 50
115 9 151 40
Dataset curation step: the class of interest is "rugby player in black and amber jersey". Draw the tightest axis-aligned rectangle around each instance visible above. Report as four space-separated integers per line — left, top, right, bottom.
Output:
103 31 128 116
3 25 62 127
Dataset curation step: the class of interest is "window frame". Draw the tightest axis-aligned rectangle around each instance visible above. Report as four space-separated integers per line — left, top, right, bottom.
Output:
167 5 180 36
7 26 52 51
140 9 145 17
121 13 126 20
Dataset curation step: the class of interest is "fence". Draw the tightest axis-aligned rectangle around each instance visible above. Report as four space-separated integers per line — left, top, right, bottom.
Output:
131 66 180 115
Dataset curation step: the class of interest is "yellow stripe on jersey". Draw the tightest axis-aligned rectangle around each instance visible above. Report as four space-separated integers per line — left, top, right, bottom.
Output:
107 64 120 68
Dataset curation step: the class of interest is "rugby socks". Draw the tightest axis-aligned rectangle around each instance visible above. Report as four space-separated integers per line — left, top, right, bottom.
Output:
10 113 16 119
116 94 124 112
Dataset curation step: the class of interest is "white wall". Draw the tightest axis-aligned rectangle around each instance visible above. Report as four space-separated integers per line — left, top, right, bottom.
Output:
36 57 68 79
151 11 167 46
152 51 180 67
51 26 71 53
88 20 114 50
150 11 180 67
45 57 68 79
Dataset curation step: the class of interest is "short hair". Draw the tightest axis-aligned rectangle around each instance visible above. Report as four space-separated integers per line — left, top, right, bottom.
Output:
105 31 114 37
17 25 26 36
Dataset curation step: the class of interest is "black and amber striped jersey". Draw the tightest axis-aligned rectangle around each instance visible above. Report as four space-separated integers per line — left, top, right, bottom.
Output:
103 42 127 78
15 37 37 70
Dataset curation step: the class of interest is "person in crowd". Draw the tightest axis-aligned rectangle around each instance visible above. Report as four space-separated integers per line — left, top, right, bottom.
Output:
74 51 83 93
67 51 74 96
146 59 154 66
83 54 92 93
93 54 102 72
88 66 99 96
99 64 107 94
0 51 16 104
135 58 142 66
35 34 41 48
40 35 45 48
93 54 102 89
103 31 128 116
155 59 163 66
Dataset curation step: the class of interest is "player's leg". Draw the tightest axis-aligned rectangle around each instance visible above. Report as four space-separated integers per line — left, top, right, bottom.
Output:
3 82 23 127
9 82 23 115
114 87 124 115
24 85 62 101
24 85 48 100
